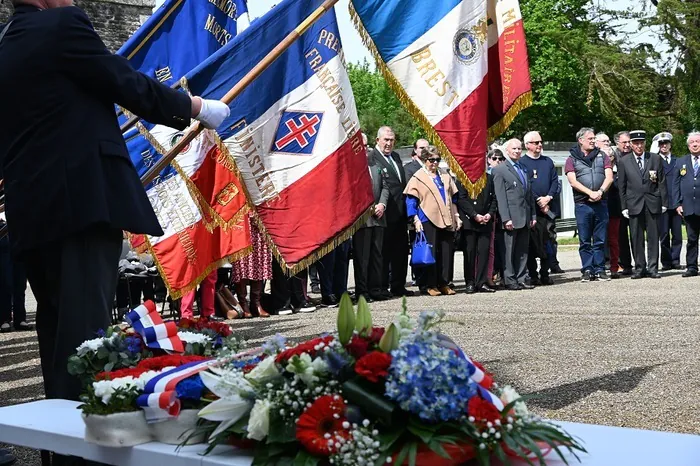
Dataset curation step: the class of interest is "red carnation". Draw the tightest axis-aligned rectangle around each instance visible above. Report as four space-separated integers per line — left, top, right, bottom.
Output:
355 351 392 383
467 396 502 424
368 327 385 343
136 354 208 372
296 395 350 456
96 366 148 381
276 335 335 363
345 334 370 359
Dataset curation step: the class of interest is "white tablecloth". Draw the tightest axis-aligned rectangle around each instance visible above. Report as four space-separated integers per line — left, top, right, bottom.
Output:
1 400 699 465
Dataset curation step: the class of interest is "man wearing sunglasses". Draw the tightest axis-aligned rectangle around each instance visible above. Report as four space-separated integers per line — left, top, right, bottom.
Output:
520 131 558 286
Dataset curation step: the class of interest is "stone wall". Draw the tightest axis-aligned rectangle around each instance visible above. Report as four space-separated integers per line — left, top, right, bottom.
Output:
0 0 154 52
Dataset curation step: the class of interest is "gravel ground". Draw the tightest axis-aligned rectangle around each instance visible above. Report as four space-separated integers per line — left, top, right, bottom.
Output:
2 246 699 465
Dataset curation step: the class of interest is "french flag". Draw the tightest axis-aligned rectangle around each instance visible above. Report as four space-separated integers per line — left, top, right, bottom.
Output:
125 300 184 353
184 0 374 272
349 0 532 197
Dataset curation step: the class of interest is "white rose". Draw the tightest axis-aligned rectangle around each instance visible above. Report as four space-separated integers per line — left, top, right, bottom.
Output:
501 385 528 417
92 380 115 405
246 399 271 440
245 357 280 384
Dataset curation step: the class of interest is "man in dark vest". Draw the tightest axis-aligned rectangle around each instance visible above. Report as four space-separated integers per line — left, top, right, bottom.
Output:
565 127 614 282
618 130 668 279
672 132 700 277
0 0 229 415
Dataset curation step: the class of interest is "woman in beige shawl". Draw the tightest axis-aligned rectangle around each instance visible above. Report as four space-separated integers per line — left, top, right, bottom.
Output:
404 147 461 296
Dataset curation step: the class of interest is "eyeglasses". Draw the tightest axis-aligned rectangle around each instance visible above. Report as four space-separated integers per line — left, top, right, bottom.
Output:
490 156 505 161
527 140 543 145
427 158 441 163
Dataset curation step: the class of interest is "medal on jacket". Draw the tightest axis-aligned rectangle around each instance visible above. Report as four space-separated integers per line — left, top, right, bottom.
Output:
533 169 538 179
649 170 657 183
681 164 687 176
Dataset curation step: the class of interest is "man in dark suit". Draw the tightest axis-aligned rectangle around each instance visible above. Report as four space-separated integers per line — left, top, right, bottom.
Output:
654 132 683 270
457 174 497 293
0 0 228 413
353 135 390 302
369 126 413 297
493 139 537 291
618 130 668 279
404 138 429 182
613 131 635 275
672 132 700 277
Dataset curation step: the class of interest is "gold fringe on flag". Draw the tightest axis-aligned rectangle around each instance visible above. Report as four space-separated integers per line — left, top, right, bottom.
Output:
487 91 533 142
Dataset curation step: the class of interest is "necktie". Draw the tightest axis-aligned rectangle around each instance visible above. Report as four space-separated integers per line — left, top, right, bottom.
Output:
385 155 399 178
637 156 643 172
694 156 699 176
514 163 526 186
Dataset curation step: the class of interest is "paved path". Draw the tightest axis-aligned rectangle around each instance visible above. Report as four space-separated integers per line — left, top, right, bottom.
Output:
2 247 699 464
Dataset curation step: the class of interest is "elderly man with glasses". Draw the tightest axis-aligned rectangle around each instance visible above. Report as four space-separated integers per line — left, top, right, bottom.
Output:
520 131 558 286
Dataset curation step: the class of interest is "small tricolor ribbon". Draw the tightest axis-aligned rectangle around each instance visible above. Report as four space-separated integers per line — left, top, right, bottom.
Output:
437 334 504 411
125 300 184 353
137 359 213 422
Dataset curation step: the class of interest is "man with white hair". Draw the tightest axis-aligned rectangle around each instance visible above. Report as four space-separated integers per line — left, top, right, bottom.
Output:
672 132 700 277
369 126 413 297
493 139 537 290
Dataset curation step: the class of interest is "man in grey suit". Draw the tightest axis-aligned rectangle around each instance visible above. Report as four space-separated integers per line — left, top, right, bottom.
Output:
619 130 668 279
353 134 390 302
493 139 537 290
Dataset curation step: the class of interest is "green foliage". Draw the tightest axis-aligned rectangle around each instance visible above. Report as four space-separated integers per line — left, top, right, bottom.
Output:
347 60 425 145
79 385 141 416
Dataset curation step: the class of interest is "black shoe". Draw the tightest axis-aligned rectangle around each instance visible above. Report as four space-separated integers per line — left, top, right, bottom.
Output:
528 277 541 286
596 271 611 282
549 265 565 274
465 283 476 294
277 303 295 316
673 264 685 270
539 276 554 286
478 284 496 293
519 283 535 290
631 273 644 279
0 322 11 333
648 272 662 279
295 300 318 313
0 448 16 466
380 290 393 300
610 272 621 279
661 265 674 271
369 292 388 301
505 284 521 291
321 295 339 307
621 268 634 276
683 270 698 277
311 284 321 294
581 271 594 282
391 288 415 297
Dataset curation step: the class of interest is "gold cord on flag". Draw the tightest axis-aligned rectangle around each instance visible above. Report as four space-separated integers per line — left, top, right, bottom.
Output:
487 91 533 142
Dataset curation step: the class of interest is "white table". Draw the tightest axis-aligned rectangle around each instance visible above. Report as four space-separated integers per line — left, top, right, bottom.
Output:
1 400 699 465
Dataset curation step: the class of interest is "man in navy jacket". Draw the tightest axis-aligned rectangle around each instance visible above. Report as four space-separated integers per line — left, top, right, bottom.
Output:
0 0 229 413
672 132 700 277
655 132 683 270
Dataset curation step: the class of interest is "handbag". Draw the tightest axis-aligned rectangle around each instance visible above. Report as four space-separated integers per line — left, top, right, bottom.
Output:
411 231 436 267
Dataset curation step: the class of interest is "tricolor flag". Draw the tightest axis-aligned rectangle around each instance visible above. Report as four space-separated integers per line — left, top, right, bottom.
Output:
184 0 374 272
349 0 532 196
115 0 252 297
125 301 184 353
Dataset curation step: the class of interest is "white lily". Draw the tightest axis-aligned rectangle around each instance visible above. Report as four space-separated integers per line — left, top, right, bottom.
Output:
198 369 254 438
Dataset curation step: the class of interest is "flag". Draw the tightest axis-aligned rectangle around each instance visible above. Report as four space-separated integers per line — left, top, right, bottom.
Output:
125 301 184 353
115 0 252 297
349 0 532 196
183 0 374 272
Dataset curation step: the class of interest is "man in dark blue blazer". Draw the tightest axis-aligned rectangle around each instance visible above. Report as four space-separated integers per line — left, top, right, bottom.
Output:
655 132 683 270
0 0 229 411
672 132 700 277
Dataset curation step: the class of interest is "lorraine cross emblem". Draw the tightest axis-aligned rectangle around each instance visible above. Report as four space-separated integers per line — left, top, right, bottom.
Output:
272 111 324 155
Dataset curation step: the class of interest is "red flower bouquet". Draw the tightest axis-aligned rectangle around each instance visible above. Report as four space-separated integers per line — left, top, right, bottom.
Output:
355 351 392 383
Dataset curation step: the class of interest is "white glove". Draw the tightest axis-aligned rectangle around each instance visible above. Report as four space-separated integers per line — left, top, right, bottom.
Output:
662 206 668 213
194 98 230 129
622 209 629 219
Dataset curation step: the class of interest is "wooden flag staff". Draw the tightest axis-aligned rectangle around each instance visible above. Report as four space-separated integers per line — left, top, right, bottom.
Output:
0 0 339 240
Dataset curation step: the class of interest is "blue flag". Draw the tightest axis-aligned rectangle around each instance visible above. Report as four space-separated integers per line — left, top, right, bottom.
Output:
117 0 246 188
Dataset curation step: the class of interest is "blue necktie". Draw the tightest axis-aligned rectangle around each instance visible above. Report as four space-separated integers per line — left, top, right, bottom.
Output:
514 163 526 186
694 156 699 177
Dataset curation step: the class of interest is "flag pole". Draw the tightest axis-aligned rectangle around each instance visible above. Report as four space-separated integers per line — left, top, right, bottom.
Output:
140 0 338 186
0 0 339 240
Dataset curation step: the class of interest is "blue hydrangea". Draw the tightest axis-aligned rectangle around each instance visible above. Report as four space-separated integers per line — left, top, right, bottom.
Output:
385 338 477 422
124 336 142 355
176 374 206 400
262 333 287 356
230 355 263 370
96 328 106 338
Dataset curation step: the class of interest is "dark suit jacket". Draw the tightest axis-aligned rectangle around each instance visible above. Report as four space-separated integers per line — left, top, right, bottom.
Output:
618 152 668 216
363 162 390 228
456 175 497 232
672 154 700 216
0 5 192 254
493 160 535 230
369 148 407 224
660 154 677 202
403 159 422 183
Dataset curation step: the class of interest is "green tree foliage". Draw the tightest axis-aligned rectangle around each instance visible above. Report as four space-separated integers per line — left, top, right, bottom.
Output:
347 60 425 146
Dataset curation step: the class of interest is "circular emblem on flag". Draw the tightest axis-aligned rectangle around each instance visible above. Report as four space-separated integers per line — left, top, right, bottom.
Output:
453 28 481 65
169 132 191 153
